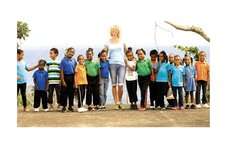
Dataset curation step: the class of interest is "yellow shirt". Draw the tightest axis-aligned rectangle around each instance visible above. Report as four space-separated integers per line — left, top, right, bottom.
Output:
75 65 88 85
195 61 210 81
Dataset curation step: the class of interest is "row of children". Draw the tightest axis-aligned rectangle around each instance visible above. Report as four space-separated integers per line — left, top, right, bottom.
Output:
17 47 210 112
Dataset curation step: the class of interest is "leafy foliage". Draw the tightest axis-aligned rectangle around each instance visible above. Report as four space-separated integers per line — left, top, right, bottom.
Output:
173 45 199 61
17 21 31 48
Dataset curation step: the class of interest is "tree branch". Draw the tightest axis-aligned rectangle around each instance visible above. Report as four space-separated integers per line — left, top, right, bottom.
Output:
165 21 210 42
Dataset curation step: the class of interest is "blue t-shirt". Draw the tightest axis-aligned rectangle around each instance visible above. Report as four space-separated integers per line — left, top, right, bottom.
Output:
33 69 48 91
100 59 109 78
60 57 77 75
17 60 28 84
171 65 184 87
156 62 170 82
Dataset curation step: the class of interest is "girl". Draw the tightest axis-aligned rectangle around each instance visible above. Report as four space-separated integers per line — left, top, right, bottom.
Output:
169 55 185 110
125 47 138 109
33 59 49 112
149 49 158 109
85 48 100 111
155 51 170 110
75 55 88 113
136 48 154 111
184 55 196 109
60 47 77 112
17 49 38 112
99 50 110 110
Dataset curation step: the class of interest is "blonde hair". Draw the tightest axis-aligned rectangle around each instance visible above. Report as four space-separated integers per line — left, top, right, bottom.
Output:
110 25 121 38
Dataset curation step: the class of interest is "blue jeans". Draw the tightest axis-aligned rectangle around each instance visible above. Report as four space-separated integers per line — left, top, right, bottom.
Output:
109 64 125 86
172 86 184 107
99 77 109 105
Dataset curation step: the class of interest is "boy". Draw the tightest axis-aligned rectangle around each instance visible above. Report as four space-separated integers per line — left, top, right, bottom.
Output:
33 59 49 112
195 51 210 109
167 53 175 108
46 48 61 111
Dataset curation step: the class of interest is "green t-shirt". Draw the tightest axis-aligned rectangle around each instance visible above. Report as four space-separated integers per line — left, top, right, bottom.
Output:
85 60 100 77
136 58 153 76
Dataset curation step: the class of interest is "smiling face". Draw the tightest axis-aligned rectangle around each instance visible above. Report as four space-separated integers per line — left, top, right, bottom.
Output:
137 50 145 60
50 50 57 60
17 52 24 61
185 56 191 66
86 51 93 61
150 54 157 61
169 54 174 64
127 52 134 61
100 52 107 62
38 61 45 70
67 48 75 58
199 52 206 62
78 55 84 65
159 53 164 62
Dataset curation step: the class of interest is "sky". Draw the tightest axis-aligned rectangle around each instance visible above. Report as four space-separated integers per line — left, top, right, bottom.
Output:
17 0 211 49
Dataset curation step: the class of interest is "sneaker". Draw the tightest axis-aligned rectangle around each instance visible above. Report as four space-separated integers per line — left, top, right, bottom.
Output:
82 107 88 112
57 104 61 111
161 107 166 110
34 108 39 112
101 106 106 111
77 107 84 113
196 104 202 109
68 106 74 112
114 104 119 110
171 107 177 110
179 106 184 110
94 106 100 111
119 103 125 110
139 107 147 111
150 105 155 109
61 107 66 112
203 104 210 108
43 108 49 112
191 104 196 109
24 107 30 112
133 104 138 110
185 105 190 109
49 105 54 112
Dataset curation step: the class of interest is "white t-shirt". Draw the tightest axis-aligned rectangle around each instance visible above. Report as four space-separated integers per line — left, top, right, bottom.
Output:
125 60 138 81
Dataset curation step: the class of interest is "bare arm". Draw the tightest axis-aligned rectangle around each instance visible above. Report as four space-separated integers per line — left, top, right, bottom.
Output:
124 44 128 55
34 78 39 90
104 45 108 53
154 62 161 73
17 76 21 80
27 64 39 71
74 71 78 88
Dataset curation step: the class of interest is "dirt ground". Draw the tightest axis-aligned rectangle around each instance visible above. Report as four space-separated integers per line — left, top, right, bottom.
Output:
17 104 209 127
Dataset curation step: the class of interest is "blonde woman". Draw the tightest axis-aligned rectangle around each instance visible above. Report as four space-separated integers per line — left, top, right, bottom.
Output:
104 25 127 110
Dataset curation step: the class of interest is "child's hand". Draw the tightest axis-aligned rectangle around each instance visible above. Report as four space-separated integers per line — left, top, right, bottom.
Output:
168 81 171 87
36 86 39 90
62 81 67 87
124 59 127 65
17 76 21 80
184 83 186 88
150 75 154 82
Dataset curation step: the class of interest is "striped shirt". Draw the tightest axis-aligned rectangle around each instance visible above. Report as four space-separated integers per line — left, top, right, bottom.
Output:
46 59 61 84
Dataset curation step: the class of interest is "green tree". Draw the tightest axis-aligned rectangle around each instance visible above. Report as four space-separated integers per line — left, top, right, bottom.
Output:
173 45 199 61
17 21 31 48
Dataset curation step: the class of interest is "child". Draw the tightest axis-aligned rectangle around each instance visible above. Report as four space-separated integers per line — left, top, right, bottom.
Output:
125 47 138 109
60 47 77 112
99 50 110 110
33 59 49 112
195 51 210 109
169 55 184 110
85 48 100 111
75 55 88 113
184 55 196 109
155 51 170 110
46 48 61 111
149 49 158 109
167 53 175 108
17 49 38 111
136 48 154 111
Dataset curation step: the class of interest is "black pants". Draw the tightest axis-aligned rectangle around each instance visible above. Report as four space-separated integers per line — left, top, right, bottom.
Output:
34 90 48 109
196 80 208 104
149 81 157 106
138 75 150 108
86 75 100 106
61 74 74 107
17 83 27 108
156 82 169 108
77 85 86 108
48 84 61 105
126 80 138 103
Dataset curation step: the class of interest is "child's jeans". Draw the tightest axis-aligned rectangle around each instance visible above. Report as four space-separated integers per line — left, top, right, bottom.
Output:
196 80 208 104
99 77 109 105
172 86 184 107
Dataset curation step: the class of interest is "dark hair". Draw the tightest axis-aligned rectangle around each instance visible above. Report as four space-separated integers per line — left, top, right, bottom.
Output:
86 47 94 54
183 54 193 65
150 49 158 56
67 47 75 52
100 50 107 56
77 54 84 60
158 50 168 62
136 48 146 55
126 47 133 55
38 59 46 65
17 49 24 54
50 48 59 55
199 51 206 56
